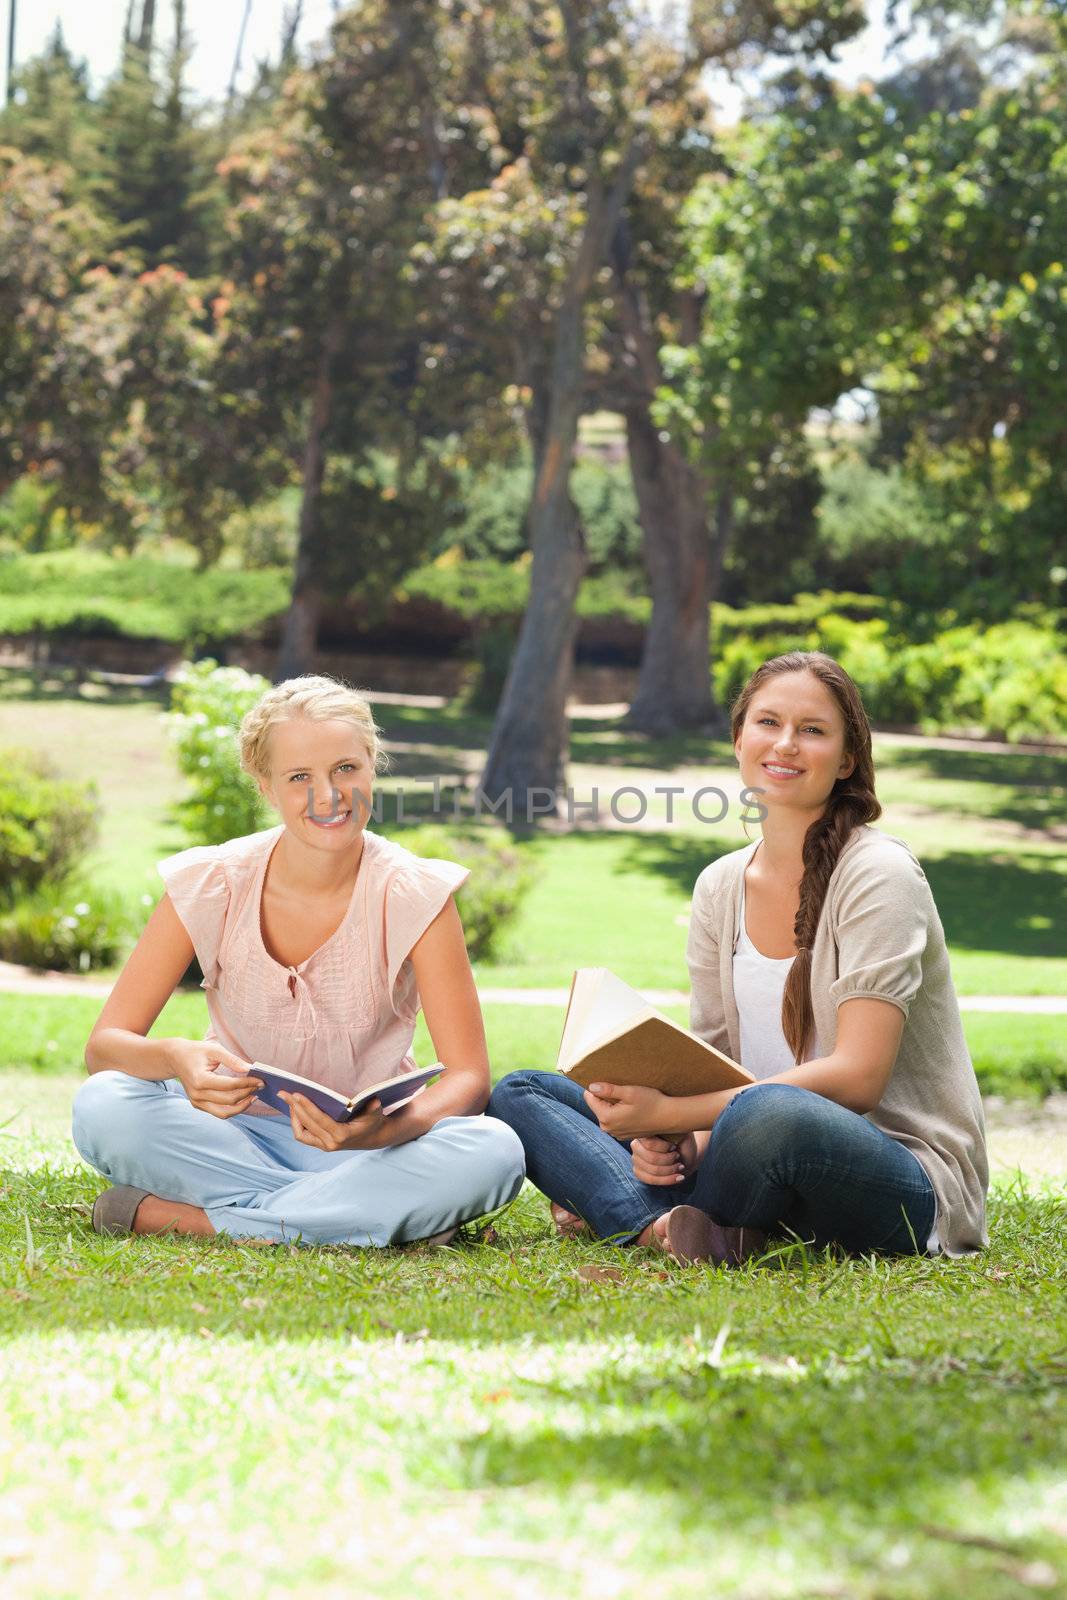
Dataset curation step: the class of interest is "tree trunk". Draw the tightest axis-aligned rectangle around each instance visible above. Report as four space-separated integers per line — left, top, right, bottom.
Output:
623 401 721 733
481 153 640 811
478 419 585 810
275 317 343 682
138 0 157 54
612 242 724 733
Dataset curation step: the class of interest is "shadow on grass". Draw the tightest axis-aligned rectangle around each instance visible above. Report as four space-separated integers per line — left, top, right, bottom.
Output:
569 718 734 772
923 852 1066 960
613 831 743 896
435 1365 1067 1521
604 834 1064 963
878 745 1067 834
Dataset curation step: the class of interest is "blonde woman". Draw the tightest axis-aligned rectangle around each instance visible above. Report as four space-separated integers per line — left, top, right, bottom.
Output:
73 676 524 1246
490 651 988 1265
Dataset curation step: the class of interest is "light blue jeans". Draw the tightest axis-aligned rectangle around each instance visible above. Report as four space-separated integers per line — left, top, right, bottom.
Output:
72 1071 526 1246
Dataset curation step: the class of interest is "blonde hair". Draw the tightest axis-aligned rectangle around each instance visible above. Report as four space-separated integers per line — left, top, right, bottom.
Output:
238 675 386 781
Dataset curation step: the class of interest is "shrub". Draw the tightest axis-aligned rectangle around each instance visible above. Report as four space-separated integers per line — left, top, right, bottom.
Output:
461 626 516 714
711 608 1067 741
165 659 272 845
952 622 1067 742
0 551 290 648
440 454 642 571
0 879 132 972
219 490 299 570
0 748 100 907
381 824 532 962
0 476 78 555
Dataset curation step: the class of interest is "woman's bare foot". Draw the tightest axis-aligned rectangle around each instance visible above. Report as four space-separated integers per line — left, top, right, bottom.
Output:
132 1194 216 1238
550 1202 590 1239
652 1206 766 1267
633 1218 665 1249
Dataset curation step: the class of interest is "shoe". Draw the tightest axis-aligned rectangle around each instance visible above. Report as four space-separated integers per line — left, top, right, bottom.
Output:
91 1185 151 1237
658 1205 767 1267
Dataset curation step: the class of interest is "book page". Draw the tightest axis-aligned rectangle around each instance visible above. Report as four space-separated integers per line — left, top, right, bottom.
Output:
558 969 652 1070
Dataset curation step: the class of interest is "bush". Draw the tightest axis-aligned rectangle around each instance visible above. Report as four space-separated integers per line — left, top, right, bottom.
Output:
381 824 532 962
219 490 299 570
0 476 78 556
0 879 132 972
440 454 641 571
165 659 272 846
461 626 516 714
0 747 100 907
0 551 290 648
711 605 1067 741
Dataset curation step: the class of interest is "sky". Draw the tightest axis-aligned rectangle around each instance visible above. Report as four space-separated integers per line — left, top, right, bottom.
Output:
3 0 931 115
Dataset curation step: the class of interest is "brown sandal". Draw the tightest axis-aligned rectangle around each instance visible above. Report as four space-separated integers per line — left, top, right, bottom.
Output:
658 1206 767 1267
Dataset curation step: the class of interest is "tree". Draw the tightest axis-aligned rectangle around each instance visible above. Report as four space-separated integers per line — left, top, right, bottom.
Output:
418 1 867 803
96 0 218 274
0 151 108 509
217 0 485 679
663 7 1067 626
0 25 102 192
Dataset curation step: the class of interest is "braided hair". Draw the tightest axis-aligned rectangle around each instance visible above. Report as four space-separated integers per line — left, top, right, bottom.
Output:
731 651 882 1063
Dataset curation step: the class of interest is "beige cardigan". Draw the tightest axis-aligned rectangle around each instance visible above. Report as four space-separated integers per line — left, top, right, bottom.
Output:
687 826 989 1256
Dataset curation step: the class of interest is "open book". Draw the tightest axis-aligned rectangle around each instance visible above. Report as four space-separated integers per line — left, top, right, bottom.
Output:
556 969 753 1096
249 1062 446 1123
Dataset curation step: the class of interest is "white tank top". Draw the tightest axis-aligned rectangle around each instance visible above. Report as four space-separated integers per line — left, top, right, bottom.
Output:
733 872 822 1077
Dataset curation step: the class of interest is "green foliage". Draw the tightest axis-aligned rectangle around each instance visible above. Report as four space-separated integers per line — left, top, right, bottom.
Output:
442 456 642 571
0 878 131 972
461 626 517 715
219 490 299 570
712 605 1067 739
381 824 533 962
165 659 271 846
668 70 1067 623
0 551 290 647
0 477 78 556
0 747 99 907
401 557 651 626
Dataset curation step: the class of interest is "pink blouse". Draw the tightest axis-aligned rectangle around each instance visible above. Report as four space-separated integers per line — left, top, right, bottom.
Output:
158 825 469 1117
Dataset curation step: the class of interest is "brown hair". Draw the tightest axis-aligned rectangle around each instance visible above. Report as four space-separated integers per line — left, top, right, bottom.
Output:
731 650 881 1063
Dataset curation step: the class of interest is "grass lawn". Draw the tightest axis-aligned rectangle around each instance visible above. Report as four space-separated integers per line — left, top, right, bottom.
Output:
1 685 1065 996
1 1074 1065 1599
3 994 1066 1100
2 683 1066 1597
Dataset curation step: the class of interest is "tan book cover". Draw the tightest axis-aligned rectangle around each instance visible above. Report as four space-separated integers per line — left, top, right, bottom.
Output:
556 968 754 1096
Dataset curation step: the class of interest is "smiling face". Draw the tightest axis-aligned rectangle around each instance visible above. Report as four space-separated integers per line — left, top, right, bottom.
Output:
734 670 856 815
256 717 375 847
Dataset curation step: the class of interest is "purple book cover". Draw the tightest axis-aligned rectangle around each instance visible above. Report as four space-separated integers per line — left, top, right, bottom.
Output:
251 1064 444 1122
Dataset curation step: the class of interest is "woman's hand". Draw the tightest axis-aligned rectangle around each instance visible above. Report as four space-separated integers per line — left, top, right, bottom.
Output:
168 1039 263 1118
584 1082 671 1142
631 1133 701 1187
280 1092 418 1153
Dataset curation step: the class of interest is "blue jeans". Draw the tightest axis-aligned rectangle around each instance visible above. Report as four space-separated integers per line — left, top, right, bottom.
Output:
488 1072 937 1255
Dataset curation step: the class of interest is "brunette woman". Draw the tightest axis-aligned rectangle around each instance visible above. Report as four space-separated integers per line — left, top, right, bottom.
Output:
490 651 988 1264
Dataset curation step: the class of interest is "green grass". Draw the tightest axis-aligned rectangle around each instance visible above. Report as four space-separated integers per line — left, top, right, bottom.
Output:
3 996 1065 1102
2 675 1065 1595
5 683 1063 991
0 1090 1064 1599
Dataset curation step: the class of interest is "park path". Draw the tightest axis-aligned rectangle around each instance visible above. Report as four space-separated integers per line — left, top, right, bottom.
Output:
0 960 1062 1013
